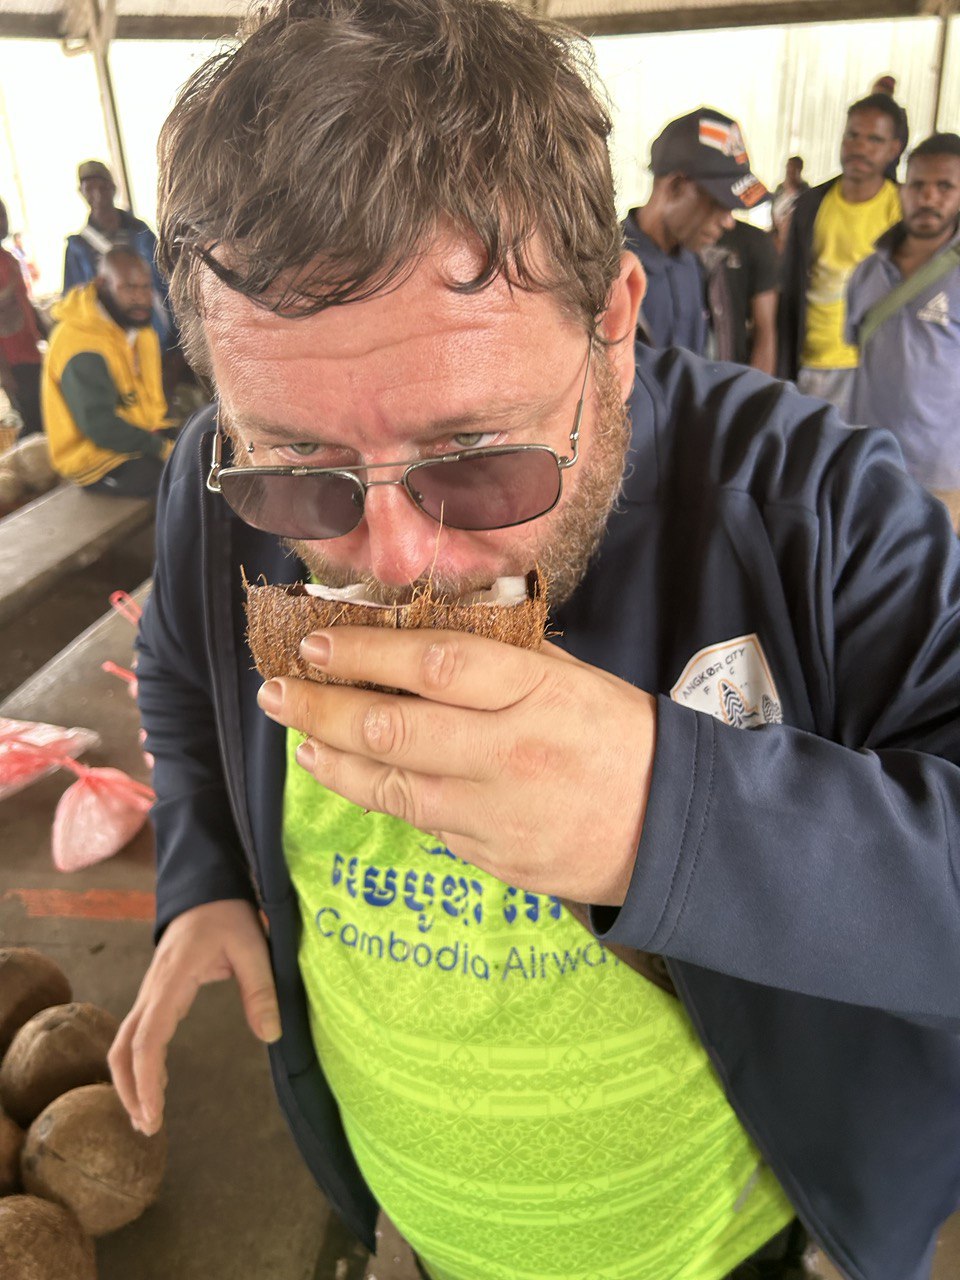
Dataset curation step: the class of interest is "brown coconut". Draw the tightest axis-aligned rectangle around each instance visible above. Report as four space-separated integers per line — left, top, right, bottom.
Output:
245 567 548 693
0 1195 96 1280
0 1107 24 1195
0 1004 119 1127
21 1084 166 1236
7 436 56 493
0 465 22 509
0 950 72 1058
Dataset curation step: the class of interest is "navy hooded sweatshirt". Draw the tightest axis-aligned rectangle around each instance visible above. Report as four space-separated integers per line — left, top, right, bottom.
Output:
137 345 960 1280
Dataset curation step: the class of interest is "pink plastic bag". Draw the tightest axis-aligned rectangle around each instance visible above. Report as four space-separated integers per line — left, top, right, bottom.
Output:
51 760 155 872
0 719 101 802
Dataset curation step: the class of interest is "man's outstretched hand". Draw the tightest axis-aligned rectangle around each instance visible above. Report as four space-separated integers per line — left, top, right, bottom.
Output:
109 899 281 1136
257 629 657 907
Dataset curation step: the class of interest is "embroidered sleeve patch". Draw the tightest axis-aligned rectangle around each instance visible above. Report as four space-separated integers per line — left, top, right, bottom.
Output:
670 634 782 728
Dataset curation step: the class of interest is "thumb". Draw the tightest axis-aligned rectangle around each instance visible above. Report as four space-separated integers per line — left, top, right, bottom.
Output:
229 931 282 1044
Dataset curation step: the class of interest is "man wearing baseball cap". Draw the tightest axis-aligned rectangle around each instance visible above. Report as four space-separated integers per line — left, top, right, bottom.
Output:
622 108 768 353
64 160 178 362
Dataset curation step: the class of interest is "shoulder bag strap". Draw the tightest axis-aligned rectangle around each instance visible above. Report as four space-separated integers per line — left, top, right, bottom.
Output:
859 244 960 348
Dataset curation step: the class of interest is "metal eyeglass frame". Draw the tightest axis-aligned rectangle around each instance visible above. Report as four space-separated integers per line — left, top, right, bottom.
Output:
205 339 594 533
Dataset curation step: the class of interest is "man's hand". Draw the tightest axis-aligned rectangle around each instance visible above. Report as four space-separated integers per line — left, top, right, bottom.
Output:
257 629 657 906
109 899 281 1137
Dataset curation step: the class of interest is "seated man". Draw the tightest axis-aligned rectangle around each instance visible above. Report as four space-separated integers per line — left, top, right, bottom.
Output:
64 160 177 355
42 247 174 498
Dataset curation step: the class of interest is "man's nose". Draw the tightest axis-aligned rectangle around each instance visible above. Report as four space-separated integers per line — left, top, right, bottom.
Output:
361 481 444 586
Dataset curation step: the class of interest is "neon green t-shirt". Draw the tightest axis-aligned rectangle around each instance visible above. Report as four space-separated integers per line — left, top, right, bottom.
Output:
283 732 792 1279
801 179 901 369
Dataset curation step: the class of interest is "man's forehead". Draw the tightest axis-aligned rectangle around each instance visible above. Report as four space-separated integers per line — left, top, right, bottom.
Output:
198 230 570 345
908 156 960 178
113 263 151 284
847 110 894 135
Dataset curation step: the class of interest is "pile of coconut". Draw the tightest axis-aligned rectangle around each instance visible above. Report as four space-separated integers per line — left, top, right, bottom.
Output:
0 947 166 1279
0 437 59 516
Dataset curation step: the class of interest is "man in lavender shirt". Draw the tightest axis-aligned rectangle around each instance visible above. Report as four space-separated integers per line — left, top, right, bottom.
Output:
846 133 960 524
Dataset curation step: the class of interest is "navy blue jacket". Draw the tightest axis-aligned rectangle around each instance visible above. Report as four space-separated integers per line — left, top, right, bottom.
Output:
138 346 960 1280
622 212 708 354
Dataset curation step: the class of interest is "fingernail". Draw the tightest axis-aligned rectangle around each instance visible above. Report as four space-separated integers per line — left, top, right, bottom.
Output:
296 740 316 770
257 680 282 714
262 1014 282 1043
131 1117 142 1133
300 633 331 665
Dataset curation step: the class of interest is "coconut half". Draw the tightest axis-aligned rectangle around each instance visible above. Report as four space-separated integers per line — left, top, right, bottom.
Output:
245 567 548 691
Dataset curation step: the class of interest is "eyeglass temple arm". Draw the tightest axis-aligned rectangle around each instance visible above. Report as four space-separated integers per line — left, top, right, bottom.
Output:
206 417 225 493
558 338 594 470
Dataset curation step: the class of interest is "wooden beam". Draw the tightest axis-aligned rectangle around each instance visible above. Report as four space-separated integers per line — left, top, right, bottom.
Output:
563 0 924 37
112 13 242 39
0 0 928 42
0 14 63 39
0 10 241 41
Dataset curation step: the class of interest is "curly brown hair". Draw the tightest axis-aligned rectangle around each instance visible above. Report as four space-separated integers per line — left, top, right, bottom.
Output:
157 0 622 374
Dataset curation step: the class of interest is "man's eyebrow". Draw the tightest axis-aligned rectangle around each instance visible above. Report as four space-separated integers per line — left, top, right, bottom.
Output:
224 396 557 442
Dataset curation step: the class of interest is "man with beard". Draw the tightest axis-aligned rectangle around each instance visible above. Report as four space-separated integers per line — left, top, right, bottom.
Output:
846 133 960 526
778 95 903 413
43 247 174 496
64 161 176 352
109 3 960 1279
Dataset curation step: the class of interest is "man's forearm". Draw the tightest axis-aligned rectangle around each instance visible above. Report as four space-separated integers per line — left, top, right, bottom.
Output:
750 291 778 376
749 330 776 376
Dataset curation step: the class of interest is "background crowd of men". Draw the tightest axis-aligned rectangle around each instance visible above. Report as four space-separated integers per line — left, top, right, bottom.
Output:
0 70 956 515
624 78 959 525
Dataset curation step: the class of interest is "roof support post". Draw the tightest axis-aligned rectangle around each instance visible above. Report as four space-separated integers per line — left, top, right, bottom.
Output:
61 0 134 212
932 0 956 132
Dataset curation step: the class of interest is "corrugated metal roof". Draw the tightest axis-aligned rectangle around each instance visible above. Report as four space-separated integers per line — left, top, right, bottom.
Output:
0 0 934 40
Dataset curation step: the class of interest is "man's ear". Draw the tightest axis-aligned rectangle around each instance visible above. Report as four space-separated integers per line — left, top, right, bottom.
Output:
598 251 646 401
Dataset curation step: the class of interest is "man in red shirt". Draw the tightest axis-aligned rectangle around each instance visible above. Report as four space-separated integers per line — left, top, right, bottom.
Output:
0 198 44 436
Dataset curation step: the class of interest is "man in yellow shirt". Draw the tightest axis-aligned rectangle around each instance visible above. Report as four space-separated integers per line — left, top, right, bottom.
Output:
778 95 902 416
42 246 175 497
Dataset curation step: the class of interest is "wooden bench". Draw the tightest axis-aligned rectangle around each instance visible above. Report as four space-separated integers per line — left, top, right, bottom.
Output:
0 484 153 630
0 579 151 743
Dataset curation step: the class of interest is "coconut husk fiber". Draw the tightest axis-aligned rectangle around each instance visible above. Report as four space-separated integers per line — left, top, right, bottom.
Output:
245 567 548 692
0 1196 97 1280
0 951 72 1058
21 1083 166 1237
0 1107 24 1195
0 1003 119 1127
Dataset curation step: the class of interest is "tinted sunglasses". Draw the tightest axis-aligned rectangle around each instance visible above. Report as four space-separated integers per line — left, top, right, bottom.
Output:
206 342 593 539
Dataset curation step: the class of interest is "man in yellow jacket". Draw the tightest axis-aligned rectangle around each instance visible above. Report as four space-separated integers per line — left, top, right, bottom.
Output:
43 246 175 497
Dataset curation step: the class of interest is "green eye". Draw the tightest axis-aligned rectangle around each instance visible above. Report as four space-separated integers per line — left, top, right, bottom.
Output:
287 442 319 457
452 431 498 449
